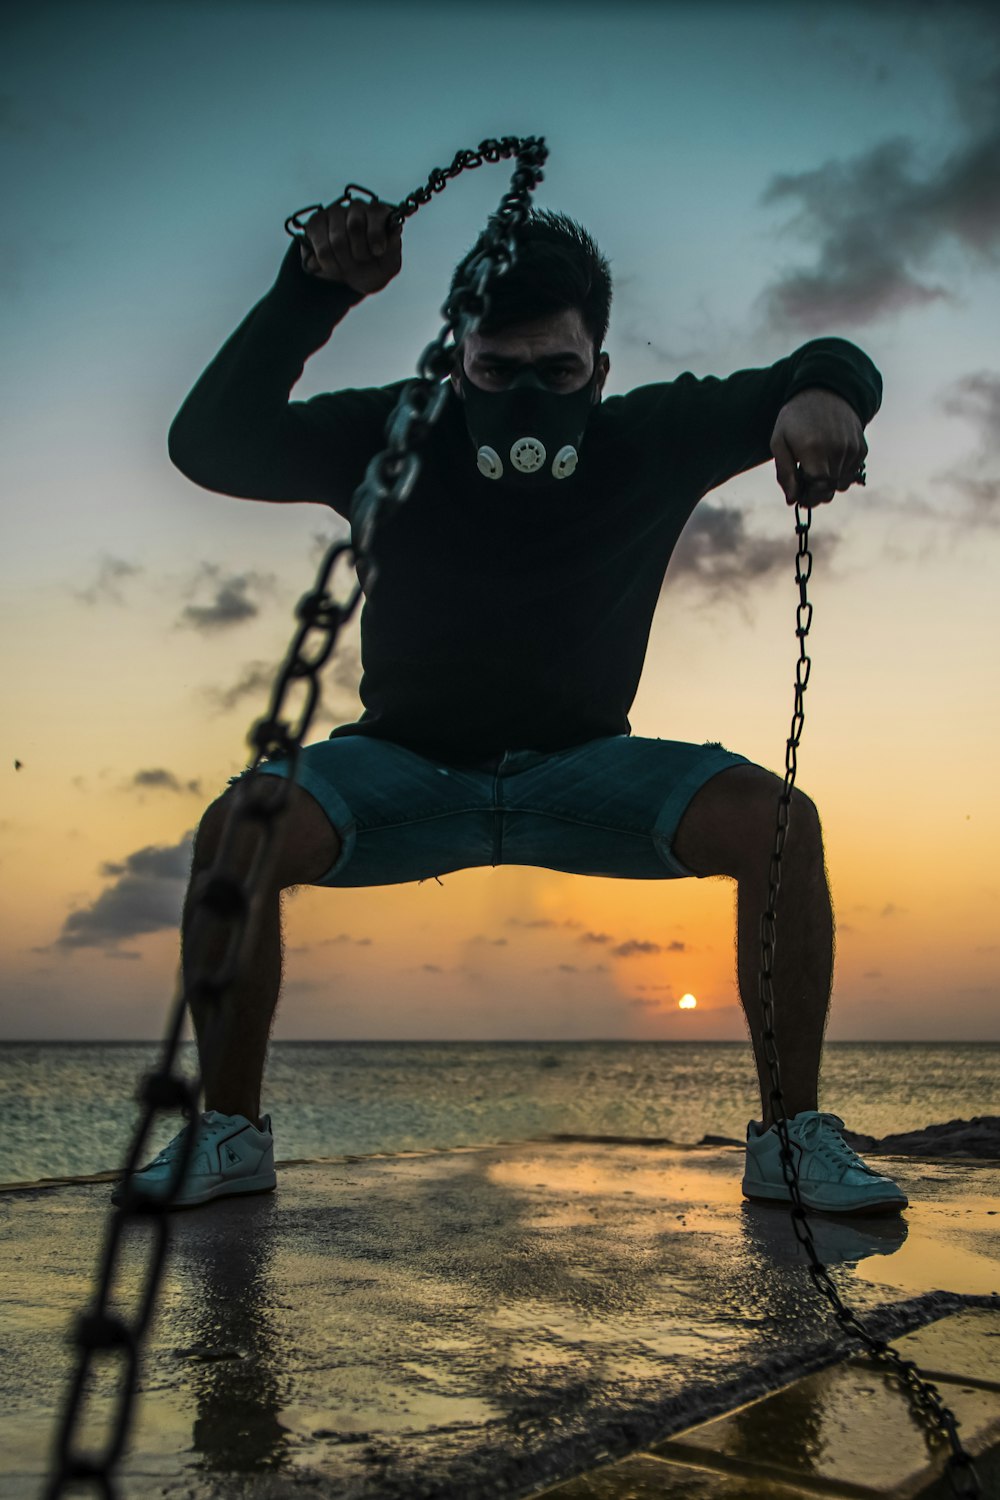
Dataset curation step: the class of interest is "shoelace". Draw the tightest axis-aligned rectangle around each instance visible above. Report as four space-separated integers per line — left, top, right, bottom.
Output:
150 1116 228 1165
795 1112 881 1177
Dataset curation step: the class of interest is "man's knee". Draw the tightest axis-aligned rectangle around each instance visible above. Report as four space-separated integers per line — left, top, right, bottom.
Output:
192 779 342 888
192 792 231 871
673 763 821 879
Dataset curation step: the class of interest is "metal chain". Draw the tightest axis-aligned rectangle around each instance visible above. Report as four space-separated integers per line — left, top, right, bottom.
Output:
283 133 539 250
45 134 980 1498
759 501 981 1498
44 134 547 1500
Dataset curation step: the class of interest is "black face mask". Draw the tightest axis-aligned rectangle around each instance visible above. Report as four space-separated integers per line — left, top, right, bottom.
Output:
456 362 602 491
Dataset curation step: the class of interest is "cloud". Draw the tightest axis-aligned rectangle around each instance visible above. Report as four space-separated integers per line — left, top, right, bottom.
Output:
937 369 1000 524
943 372 1000 464
128 768 203 796
74 554 142 606
820 366 1000 537
668 502 840 601
178 565 275 632
506 916 585 932
949 471 1000 517
205 659 278 714
309 524 351 564
753 54 1000 333
611 939 663 957
330 638 363 689
205 636 362 721
578 931 613 945
50 831 194 952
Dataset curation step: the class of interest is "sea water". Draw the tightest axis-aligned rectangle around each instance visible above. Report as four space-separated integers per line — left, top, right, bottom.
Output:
1 1040 996 1185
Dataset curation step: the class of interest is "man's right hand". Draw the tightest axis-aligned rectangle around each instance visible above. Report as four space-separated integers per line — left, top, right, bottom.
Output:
299 196 403 296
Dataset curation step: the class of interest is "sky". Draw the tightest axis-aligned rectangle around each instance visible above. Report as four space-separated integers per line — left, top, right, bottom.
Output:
2 0 999 1043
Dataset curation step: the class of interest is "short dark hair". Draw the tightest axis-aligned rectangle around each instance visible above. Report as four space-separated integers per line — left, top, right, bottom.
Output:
446 208 613 368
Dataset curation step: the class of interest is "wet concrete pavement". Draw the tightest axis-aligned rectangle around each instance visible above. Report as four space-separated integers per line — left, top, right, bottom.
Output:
2 1137 998 1498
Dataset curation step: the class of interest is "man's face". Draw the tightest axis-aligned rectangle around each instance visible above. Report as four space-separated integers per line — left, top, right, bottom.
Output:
448 306 610 400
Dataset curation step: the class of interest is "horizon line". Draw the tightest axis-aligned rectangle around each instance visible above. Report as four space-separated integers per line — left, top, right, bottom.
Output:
3 1037 996 1046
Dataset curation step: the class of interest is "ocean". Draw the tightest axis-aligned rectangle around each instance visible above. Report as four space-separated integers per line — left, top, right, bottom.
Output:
2 1040 996 1186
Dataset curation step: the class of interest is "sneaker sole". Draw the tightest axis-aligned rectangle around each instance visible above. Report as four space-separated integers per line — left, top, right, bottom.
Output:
742 1182 908 1215
112 1172 276 1210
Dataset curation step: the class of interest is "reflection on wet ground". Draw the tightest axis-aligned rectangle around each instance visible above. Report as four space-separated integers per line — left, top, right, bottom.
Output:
3 1138 997 1498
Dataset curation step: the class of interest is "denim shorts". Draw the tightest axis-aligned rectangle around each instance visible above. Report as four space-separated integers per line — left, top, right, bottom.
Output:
242 733 751 888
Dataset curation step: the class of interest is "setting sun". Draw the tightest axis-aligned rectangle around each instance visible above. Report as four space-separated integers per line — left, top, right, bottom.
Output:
679 994 698 1010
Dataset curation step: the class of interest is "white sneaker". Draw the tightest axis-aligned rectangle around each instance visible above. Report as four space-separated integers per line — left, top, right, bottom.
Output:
111 1110 276 1210
742 1109 908 1215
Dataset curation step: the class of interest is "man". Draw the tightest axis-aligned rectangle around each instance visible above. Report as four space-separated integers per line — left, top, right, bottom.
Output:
113 198 906 1216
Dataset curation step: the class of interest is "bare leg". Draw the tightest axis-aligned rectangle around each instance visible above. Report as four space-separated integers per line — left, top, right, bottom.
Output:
734 807 832 1128
182 781 342 1128
184 877 284 1127
672 764 833 1130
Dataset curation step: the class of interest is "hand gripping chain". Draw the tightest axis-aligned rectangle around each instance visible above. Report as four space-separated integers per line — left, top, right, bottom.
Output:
44 137 982 1498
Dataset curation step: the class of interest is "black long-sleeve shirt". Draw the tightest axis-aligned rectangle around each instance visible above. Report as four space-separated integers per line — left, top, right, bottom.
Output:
168 238 882 764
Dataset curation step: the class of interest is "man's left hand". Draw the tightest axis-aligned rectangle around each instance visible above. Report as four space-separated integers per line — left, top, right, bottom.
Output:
770 387 868 506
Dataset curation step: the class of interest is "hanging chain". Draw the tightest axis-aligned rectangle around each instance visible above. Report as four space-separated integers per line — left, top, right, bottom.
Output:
758 500 982 1499
45 135 981 1499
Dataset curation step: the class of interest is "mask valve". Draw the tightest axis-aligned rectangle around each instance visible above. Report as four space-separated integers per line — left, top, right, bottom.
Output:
510 436 546 474
476 445 504 480
476 439 580 481
552 444 579 479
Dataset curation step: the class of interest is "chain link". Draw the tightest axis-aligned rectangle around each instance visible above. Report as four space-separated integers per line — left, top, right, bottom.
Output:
45 137 981 1499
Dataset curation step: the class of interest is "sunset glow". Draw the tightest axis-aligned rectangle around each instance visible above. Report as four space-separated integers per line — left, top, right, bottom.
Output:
1 4 997 1043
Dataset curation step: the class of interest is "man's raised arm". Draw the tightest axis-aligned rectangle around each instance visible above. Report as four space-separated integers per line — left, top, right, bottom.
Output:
166 198 403 510
678 336 883 504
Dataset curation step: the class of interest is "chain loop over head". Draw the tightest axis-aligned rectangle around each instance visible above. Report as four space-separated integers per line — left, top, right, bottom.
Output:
46 139 981 1500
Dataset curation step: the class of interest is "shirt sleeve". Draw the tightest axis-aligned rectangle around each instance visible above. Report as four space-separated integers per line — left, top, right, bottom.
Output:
167 238 396 519
636 337 883 499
